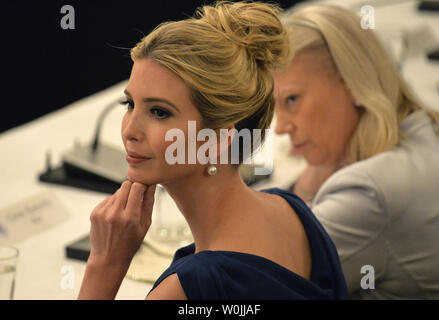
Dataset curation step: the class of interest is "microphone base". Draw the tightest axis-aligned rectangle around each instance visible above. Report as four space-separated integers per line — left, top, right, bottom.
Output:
38 163 121 194
39 142 127 194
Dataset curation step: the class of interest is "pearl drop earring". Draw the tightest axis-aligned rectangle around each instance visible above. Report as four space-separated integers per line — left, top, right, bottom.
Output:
207 164 217 176
206 155 217 176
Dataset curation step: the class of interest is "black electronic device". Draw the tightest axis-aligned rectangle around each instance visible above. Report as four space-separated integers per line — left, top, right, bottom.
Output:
427 48 439 61
65 234 91 262
418 1 439 12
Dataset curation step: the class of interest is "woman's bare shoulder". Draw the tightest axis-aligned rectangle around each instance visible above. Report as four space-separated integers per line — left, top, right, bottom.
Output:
242 190 313 279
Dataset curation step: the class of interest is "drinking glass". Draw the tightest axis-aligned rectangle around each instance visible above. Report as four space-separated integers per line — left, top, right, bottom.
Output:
147 184 193 250
0 245 19 300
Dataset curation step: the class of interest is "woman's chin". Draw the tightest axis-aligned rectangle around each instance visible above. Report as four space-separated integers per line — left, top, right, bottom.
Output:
303 153 324 166
126 169 157 186
305 154 337 167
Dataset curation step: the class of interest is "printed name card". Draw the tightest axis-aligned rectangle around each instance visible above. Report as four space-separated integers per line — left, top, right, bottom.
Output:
0 191 69 245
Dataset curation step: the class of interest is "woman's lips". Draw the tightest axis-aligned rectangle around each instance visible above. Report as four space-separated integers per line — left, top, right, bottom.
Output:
290 141 308 156
126 153 151 164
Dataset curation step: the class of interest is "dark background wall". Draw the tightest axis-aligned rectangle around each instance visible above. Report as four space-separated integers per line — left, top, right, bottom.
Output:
1 0 304 133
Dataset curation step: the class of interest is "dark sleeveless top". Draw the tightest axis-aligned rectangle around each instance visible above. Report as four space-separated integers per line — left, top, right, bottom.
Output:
150 188 348 299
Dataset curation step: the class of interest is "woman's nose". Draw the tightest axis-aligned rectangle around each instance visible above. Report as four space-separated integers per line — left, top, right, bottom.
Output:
275 116 295 135
122 112 144 142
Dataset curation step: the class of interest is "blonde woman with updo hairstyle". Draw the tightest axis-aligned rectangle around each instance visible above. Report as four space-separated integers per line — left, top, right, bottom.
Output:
77 1 348 300
274 4 439 299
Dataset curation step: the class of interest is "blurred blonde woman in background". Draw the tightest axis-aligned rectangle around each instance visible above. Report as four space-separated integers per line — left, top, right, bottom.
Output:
78 1 348 300
274 4 439 299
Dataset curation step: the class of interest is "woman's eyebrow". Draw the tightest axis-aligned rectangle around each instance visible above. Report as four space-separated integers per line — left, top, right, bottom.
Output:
123 89 180 113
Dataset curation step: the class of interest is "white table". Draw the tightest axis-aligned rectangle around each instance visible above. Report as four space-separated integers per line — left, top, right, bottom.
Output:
0 0 437 300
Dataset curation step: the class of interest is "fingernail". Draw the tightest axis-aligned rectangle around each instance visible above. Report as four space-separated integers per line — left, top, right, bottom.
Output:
121 180 130 187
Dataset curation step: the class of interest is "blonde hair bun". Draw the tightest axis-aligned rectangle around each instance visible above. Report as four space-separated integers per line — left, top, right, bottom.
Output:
197 1 290 69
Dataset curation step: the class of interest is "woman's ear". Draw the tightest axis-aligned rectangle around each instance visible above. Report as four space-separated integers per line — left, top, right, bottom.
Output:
200 124 236 165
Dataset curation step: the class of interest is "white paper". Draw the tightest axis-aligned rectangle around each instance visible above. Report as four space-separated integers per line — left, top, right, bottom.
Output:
0 191 69 245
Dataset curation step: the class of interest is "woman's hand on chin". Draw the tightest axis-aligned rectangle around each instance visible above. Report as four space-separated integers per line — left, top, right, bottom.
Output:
88 180 157 267
78 181 156 299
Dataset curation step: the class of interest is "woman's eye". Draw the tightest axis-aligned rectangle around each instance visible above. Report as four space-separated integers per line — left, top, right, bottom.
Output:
287 95 298 104
120 100 171 119
120 99 134 110
150 107 172 120
285 95 298 110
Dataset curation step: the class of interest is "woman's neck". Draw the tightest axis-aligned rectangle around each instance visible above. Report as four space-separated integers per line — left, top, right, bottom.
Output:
161 165 258 252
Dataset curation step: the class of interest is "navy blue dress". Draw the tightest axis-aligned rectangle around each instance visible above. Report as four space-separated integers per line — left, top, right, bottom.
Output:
150 188 348 299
